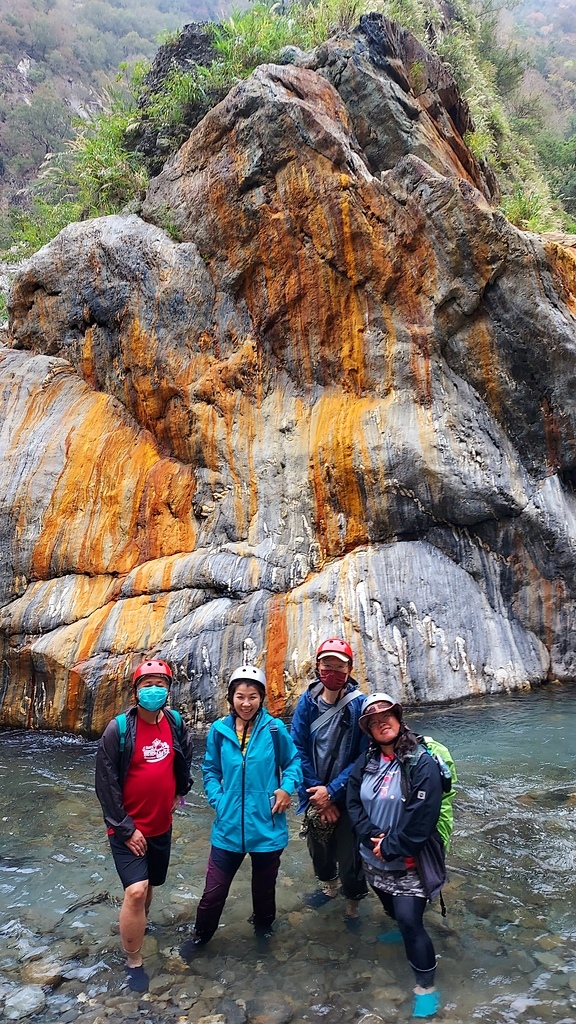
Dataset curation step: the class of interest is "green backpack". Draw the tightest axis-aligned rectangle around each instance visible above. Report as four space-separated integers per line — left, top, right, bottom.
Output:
421 736 457 851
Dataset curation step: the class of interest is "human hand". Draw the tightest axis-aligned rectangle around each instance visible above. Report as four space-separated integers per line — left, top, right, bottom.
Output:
370 834 385 859
126 829 147 856
321 804 341 824
271 788 291 814
306 785 331 811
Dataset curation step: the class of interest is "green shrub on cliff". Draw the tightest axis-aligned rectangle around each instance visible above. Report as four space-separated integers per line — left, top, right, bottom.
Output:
2 0 573 255
42 85 149 215
0 199 83 260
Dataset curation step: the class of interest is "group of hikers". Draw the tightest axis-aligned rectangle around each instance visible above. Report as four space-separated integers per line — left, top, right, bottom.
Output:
95 637 452 1019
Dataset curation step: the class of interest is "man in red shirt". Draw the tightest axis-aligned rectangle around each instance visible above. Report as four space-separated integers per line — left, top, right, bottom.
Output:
96 659 194 992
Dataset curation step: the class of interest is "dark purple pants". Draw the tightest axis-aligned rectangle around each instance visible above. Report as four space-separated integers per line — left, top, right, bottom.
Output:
194 845 283 942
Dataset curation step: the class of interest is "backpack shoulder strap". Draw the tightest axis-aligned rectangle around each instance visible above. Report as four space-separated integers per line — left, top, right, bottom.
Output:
309 688 363 734
115 713 128 753
166 708 183 737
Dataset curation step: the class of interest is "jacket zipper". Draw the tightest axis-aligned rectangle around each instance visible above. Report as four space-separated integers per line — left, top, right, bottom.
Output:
241 756 246 854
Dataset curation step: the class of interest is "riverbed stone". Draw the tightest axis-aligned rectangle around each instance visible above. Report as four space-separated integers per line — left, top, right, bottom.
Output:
3 985 46 1019
535 934 563 950
214 998 247 1024
246 995 295 1024
534 952 565 969
147 972 174 994
371 985 406 1005
20 957 64 985
512 951 538 974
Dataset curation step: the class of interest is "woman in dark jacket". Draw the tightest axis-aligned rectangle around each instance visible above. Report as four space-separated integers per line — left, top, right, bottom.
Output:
347 693 443 1020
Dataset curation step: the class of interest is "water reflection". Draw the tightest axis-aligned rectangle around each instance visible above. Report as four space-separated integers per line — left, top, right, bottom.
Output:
0 685 575 1022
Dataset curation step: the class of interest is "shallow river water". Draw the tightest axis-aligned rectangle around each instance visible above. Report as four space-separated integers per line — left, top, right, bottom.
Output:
1 685 576 1023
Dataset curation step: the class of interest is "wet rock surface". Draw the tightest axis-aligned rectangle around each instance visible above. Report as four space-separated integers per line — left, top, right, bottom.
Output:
2 15 576 733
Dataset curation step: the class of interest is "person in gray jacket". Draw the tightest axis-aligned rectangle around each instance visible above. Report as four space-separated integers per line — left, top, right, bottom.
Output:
290 637 368 928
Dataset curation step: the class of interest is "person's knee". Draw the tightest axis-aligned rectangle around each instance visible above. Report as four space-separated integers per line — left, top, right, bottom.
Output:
124 881 149 907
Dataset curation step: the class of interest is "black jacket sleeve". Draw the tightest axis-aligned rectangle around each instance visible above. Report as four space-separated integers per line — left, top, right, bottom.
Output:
94 718 136 843
170 711 194 796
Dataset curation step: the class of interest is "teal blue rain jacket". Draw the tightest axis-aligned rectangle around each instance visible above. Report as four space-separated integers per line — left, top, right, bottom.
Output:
203 709 302 853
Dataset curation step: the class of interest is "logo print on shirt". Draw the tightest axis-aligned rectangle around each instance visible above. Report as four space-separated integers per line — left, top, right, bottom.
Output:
379 777 393 799
378 760 399 799
142 738 170 762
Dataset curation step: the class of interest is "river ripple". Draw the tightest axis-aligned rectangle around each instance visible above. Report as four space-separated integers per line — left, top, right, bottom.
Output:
1 685 576 1022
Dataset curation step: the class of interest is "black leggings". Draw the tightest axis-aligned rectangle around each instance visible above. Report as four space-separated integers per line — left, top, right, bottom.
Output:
374 889 436 988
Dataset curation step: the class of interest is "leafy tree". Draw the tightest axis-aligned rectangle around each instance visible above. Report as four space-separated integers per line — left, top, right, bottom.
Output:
4 91 72 173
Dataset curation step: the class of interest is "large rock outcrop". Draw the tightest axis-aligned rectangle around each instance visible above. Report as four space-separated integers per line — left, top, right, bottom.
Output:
2 15 576 735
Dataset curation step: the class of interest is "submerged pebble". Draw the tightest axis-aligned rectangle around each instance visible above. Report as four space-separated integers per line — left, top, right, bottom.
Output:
3 985 46 1019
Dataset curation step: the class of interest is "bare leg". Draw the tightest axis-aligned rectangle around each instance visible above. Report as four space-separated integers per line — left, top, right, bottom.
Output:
145 884 154 916
119 880 148 968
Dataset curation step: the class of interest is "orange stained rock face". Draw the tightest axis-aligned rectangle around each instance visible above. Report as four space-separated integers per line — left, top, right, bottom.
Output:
32 590 175 678
122 552 187 598
543 241 576 319
191 340 261 406
541 396 562 473
512 550 567 657
467 319 502 421
122 318 181 435
89 665 134 735
309 392 382 557
135 459 196 562
264 596 289 717
30 389 193 580
59 662 87 733
208 159 389 393
270 167 380 390
190 359 262 538
81 325 99 390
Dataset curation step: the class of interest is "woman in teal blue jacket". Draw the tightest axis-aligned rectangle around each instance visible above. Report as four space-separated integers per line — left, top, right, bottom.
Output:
179 665 302 960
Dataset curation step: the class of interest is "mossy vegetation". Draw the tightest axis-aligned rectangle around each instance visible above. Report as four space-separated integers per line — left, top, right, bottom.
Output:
2 0 575 258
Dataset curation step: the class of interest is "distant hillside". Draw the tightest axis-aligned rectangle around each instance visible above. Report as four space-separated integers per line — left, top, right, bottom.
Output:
508 0 576 129
1 0 575 254
504 0 576 218
0 0 226 203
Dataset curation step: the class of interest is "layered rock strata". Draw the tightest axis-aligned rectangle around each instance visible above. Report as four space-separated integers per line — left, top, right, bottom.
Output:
2 16 576 734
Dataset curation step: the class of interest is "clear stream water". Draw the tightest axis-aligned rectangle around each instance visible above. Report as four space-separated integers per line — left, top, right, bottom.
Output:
1 685 576 1023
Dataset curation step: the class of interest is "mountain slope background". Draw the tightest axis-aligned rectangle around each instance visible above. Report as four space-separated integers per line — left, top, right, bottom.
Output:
0 0 225 198
0 0 575 260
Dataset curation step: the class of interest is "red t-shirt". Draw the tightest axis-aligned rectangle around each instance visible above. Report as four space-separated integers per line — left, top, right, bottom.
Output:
122 714 177 837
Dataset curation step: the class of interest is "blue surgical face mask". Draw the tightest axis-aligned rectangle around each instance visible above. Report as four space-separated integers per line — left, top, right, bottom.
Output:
137 685 169 712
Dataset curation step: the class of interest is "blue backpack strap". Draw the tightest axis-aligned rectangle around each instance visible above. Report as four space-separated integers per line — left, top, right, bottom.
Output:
117 709 182 752
115 713 127 753
166 708 183 738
